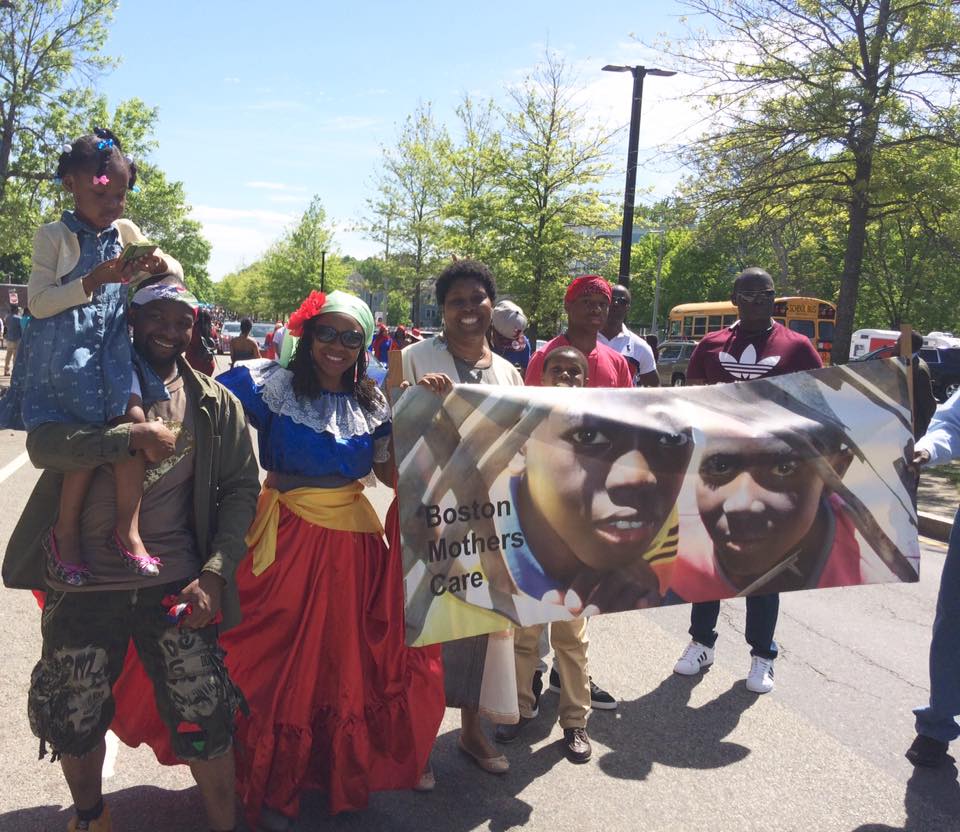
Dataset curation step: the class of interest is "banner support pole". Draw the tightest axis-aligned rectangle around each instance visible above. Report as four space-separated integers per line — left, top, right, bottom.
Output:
900 324 915 438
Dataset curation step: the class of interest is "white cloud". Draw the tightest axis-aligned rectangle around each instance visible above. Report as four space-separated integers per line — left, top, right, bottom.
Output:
337 229 381 261
267 194 311 204
198 207 379 280
495 43 706 203
191 205 297 226
223 76 241 84
244 181 308 192
191 204 299 279
204 223 276 279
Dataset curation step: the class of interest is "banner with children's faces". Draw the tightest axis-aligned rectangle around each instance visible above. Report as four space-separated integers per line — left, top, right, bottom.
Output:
393 358 921 647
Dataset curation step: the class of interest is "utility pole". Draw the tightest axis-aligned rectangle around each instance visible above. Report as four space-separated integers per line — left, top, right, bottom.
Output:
602 64 675 288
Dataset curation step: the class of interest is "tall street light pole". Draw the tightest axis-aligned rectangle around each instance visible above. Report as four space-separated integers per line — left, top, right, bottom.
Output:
602 64 675 289
320 249 327 292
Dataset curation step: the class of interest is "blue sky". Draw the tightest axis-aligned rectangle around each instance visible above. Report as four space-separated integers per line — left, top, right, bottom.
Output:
98 1 700 278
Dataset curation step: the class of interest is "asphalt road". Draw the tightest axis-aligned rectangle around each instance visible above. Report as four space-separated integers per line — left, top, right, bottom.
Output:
0 384 957 831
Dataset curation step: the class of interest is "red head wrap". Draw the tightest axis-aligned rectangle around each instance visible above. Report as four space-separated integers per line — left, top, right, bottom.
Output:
564 275 612 305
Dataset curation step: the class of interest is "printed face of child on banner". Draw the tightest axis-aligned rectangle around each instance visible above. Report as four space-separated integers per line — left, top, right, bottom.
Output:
393 359 920 647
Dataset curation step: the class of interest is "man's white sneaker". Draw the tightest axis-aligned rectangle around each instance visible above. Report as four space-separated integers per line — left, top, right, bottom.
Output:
745 655 775 693
673 641 715 676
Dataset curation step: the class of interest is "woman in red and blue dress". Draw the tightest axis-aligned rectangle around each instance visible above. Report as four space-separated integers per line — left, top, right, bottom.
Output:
112 289 444 830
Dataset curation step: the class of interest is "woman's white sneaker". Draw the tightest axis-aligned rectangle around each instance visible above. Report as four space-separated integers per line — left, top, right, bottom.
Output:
673 641 715 676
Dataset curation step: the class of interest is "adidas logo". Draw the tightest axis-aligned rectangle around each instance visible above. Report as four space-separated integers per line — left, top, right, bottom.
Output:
718 344 781 380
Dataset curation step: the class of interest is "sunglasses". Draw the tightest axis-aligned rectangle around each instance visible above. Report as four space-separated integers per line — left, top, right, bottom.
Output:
313 324 365 349
737 289 776 302
611 296 629 306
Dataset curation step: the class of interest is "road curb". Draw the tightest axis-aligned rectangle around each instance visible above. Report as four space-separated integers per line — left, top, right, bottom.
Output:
919 510 954 542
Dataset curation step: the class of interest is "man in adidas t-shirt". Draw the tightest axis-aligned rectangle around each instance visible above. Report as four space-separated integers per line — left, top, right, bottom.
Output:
672 267 822 695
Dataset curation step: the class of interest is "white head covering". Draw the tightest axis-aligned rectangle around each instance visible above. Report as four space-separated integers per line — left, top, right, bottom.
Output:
492 300 527 338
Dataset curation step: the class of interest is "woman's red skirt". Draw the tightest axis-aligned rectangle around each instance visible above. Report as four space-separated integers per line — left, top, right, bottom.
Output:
110 503 444 822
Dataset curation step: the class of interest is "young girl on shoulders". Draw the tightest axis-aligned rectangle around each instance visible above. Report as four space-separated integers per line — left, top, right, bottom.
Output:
0 128 183 586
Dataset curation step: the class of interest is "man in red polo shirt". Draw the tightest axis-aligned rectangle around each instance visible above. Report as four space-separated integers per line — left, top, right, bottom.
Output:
526 275 633 389
671 266 822 695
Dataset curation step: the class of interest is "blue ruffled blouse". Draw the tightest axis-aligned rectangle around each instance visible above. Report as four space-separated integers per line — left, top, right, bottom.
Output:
219 360 391 479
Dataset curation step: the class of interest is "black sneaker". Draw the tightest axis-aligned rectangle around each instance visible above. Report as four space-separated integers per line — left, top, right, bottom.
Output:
906 734 951 767
548 670 617 710
589 678 617 710
562 727 592 763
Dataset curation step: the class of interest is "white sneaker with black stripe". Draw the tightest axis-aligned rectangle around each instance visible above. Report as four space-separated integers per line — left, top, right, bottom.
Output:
745 655 775 694
673 641 715 676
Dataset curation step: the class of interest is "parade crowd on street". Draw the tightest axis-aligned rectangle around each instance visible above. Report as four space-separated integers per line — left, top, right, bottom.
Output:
0 129 957 832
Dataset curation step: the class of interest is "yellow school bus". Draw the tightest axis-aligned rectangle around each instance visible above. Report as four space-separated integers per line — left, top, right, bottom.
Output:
667 297 837 365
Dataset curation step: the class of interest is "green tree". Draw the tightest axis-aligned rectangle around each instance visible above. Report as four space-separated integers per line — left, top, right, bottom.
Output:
367 104 450 325
262 196 345 315
0 87 212 292
213 263 272 320
495 52 616 338
0 0 116 200
856 144 960 331
668 0 960 361
441 95 504 264
0 1 116 276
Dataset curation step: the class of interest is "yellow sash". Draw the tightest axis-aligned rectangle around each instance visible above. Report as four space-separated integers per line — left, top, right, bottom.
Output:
245 483 384 575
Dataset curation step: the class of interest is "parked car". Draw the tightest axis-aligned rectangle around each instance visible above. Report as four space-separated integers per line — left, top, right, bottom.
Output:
921 346 960 402
851 343 960 403
657 340 697 386
249 322 275 353
218 321 240 354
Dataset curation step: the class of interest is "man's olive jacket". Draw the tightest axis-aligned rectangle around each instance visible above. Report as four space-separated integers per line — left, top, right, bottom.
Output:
2 359 260 630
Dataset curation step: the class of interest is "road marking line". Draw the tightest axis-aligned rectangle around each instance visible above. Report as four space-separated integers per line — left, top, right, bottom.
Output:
0 451 28 484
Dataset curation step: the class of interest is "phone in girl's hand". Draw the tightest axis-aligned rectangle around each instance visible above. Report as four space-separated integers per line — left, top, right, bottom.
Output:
119 242 158 263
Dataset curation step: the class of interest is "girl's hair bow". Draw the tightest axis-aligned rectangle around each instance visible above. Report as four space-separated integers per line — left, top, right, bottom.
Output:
92 174 110 185
96 138 114 150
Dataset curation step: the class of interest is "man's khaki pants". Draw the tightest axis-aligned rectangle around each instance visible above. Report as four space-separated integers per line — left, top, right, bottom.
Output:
4 340 17 374
514 617 590 729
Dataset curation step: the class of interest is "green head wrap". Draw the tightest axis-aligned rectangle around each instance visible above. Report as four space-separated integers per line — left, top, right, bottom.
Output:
279 289 375 368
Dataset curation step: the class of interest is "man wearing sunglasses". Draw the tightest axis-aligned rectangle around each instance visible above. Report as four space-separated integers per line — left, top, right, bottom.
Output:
598 284 659 387
671 266 822 695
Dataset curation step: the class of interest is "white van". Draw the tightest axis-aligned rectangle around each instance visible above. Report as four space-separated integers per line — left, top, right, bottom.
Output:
850 329 900 358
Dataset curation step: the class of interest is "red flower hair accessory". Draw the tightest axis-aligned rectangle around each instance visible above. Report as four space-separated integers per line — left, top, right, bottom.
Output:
287 290 327 336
